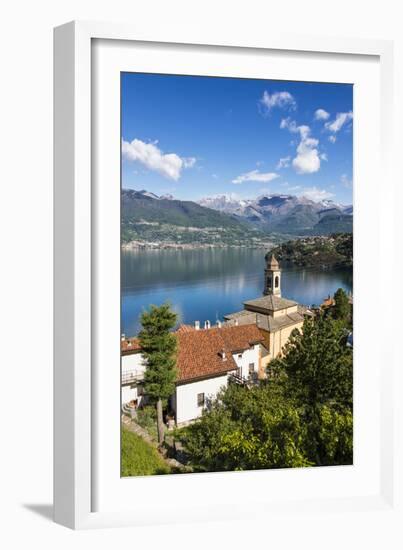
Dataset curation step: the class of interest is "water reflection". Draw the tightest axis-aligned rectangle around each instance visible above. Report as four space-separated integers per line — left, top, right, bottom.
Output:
122 248 353 337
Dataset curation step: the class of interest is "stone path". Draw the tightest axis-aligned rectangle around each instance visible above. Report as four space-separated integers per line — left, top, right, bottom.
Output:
122 414 157 446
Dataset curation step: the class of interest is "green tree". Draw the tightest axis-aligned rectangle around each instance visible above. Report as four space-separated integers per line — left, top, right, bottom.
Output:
275 316 353 408
270 315 353 465
333 287 351 323
316 404 353 465
182 383 311 472
139 303 178 444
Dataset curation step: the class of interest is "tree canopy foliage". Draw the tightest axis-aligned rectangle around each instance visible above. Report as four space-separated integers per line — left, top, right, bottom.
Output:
273 315 353 465
182 383 311 472
332 287 351 324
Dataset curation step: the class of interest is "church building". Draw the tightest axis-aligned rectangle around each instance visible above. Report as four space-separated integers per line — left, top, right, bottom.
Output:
224 253 308 369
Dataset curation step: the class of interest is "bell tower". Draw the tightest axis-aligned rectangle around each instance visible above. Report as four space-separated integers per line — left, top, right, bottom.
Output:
264 254 281 296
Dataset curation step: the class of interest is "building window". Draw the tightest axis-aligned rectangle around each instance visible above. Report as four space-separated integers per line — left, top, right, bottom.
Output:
238 353 242 359
275 276 279 288
248 363 255 375
197 393 205 407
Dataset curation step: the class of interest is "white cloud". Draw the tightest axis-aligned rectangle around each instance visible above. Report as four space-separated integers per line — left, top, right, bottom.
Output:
276 156 291 169
232 170 279 184
280 118 321 174
280 117 309 139
257 187 272 196
260 91 296 114
183 157 196 168
325 111 353 133
341 174 352 188
328 135 337 143
122 138 196 181
299 187 335 202
314 108 330 121
320 152 328 161
293 139 321 174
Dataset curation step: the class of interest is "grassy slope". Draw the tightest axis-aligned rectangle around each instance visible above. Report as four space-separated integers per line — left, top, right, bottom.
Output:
121 428 170 476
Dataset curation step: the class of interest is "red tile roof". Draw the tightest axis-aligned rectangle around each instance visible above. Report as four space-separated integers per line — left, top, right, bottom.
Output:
176 324 196 333
321 296 335 308
121 337 142 354
121 324 264 383
176 324 264 383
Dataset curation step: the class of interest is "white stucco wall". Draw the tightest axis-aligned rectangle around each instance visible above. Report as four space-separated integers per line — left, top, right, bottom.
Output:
174 374 230 425
121 352 146 406
121 351 146 376
232 344 260 378
121 384 139 405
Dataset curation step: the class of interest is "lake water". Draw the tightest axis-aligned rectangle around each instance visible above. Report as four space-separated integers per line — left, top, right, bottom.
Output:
122 248 353 337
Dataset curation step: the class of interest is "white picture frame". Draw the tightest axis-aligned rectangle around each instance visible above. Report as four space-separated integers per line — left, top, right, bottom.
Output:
54 20 399 531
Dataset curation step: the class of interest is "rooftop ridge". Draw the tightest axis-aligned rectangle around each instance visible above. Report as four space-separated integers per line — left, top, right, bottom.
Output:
244 294 297 312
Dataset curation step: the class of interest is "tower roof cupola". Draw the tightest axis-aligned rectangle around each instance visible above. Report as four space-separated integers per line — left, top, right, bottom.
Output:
265 253 280 270
264 253 281 297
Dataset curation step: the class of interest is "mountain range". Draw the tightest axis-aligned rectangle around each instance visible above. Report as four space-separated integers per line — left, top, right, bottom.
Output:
198 193 353 235
121 189 269 246
122 189 250 230
121 189 353 245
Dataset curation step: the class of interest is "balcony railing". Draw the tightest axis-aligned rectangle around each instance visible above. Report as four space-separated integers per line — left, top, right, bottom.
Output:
228 371 259 387
121 369 144 385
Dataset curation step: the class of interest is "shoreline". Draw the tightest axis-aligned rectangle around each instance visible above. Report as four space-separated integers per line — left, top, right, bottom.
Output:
121 242 353 269
121 241 273 251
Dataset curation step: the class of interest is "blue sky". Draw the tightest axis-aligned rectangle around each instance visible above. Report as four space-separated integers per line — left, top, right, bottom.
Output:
121 73 353 205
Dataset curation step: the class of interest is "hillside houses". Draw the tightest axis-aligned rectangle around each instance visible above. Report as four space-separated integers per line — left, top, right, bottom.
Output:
122 323 267 425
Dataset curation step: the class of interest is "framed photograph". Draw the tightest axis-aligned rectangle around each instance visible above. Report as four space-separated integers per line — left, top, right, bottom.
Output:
54 21 398 530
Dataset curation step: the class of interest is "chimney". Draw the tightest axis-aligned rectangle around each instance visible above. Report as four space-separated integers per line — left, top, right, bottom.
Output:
234 319 239 326
121 334 126 341
204 320 211 330
216 320 222 328
220 349 227 361
194 320 200 330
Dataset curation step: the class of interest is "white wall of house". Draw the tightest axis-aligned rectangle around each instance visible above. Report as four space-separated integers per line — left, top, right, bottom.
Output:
121 345 261 417
121 352 146 376
174 374 230 425
232 344 260 379
121 384 139 406
121 352 146 406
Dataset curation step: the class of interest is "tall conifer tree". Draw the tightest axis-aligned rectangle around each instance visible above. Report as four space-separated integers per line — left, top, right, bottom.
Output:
139 303 177 444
